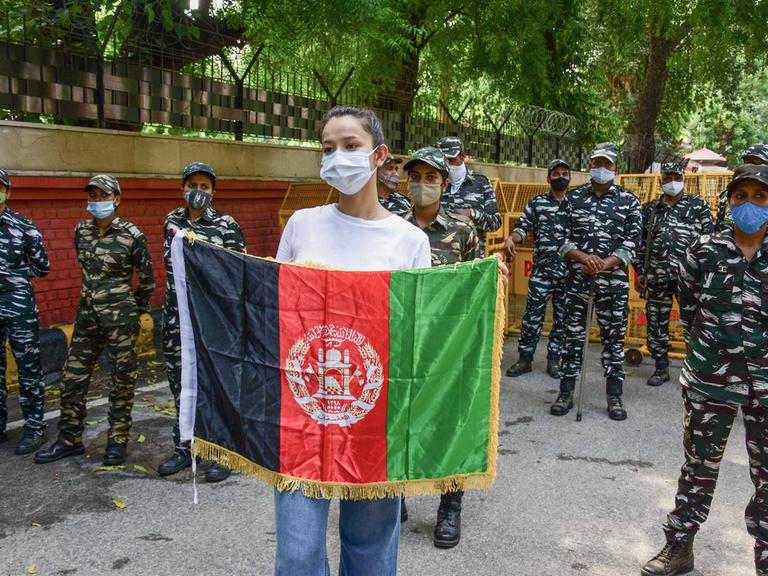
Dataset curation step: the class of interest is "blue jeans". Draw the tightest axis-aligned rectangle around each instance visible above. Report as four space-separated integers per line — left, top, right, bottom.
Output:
274 489 401 576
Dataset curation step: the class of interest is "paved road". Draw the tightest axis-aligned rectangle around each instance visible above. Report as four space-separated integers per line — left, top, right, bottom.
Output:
0 341 757 576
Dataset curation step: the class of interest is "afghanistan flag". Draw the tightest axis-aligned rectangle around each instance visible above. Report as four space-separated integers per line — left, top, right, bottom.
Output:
172 232 504 499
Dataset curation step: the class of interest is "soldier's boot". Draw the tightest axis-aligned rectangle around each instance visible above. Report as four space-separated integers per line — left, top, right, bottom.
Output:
546 355 560 379
607 395 627 421
15 429 45 455
158 448 192 476
103 440 127 466
434 491 462 549
505 356 532 377
400 498 408 523
551 378 575 416
204 462 231 483
647 367 670 387
34 438 85 464
0 431 7 444
641 538 694 576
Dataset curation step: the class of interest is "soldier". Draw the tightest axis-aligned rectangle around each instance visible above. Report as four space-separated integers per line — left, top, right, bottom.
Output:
376 155 410 217
641 164 768 576
552 143 642 421
436 136 501 255
633 162 713 387
0 169 50 454
157 162 246 483
505 159 571 379
403 146 480 550
715 144 768 232
35 175 154 466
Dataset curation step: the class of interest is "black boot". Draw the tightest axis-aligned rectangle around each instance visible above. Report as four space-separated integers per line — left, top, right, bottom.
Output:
205 462 231 483
546 355 560 379
158 448 192 476
505 357 532 377
34 438 85 464
15 430 45 455
103 440 127 465
551 378 575 416
607 395 627 421
400 498 408 523
647 366 670 387
434 491 462 548
641 539 694 576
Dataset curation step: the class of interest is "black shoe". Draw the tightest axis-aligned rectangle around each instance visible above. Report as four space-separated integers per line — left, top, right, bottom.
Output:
158 449 192 476
34 439 85 463
15 430 45 455
546 356 560 379
550 392 573 416
641 539 694 576
205 462 231 483
607 395 627 421
400 498 408 523
647 367 670 387
0 430 8 444
434 492 462 549
104 441 127 466
505 357 532 378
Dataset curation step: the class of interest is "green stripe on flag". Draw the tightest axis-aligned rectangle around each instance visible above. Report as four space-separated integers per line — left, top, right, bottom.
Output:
387 258 498 481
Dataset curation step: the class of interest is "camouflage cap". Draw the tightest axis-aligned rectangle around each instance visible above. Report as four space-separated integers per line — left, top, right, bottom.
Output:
590 142 619 164
437 136 464 158
742 144 768 163
182 161 217 185
383 155 403 166
548 158 570 173
660 162 685 175
726 164 768 196
85 174 121 196
0 168 10 189
403 147 450 178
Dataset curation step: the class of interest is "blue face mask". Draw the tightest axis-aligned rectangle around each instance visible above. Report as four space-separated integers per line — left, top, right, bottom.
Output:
87 200 115 219
731 201 768 235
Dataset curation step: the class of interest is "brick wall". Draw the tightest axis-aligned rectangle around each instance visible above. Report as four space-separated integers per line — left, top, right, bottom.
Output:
9 176 288 326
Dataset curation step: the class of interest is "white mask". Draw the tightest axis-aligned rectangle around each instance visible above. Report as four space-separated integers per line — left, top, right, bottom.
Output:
661 180 684 196
320 147 378 196
448 163 467 185
590 167 615 185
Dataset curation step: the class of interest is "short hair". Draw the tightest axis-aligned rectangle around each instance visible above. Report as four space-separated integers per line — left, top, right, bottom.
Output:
318 105 385 148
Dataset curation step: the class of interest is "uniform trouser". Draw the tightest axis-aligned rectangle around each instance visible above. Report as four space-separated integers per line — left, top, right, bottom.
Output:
664 388 768 570
646 281 678 368
58 305 139 445
517 273 567 360
0 313 45 434
559 275 628 395
162 305 183 451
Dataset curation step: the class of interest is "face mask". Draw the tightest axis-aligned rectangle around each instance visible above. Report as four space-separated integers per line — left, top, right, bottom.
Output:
550 177 570 192
0 191 7 204
185 189 213 211
448 163 467 185
378 170 400 192
320 147 378 196
662 181 684 196
731 201 768 235
87 200 115 219
408 182 443 207
590 167 615 184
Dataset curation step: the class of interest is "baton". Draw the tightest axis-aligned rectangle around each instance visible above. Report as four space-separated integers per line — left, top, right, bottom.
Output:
575 277 596 422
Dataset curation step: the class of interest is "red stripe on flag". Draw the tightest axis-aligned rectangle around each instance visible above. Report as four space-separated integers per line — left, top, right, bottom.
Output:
278 265 391 484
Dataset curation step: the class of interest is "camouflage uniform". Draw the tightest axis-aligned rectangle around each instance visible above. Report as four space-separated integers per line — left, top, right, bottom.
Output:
406 208 480 266
437 137 501 255
557 181 642 394
58 182 155 446
714 144 768 232
661 223 768 571
378 191 411 217
634 187 713 369
513 191 569 361
0 204 50 436
163 206 245 450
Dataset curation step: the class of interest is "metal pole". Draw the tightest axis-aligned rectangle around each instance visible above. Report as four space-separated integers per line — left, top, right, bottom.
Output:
575 279 595 422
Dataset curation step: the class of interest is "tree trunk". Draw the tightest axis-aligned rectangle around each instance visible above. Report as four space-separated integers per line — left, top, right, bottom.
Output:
626 16 678 173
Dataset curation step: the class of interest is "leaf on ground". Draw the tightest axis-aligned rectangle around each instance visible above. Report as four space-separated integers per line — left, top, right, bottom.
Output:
624 369 636 376
137 434 146 444
146 360 163 368
112 499 127 511
27 564 38 574
86 416 107 426
133 464 148 474
31 523 41 528
94 465 127 472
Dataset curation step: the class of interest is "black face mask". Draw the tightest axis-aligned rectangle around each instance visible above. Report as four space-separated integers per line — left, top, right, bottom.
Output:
185 189 213 211
550 177 570 192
